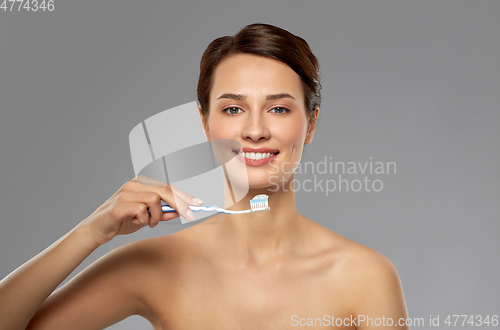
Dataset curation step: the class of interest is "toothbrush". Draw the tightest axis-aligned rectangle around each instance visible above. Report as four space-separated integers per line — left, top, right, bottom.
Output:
150 194 270 215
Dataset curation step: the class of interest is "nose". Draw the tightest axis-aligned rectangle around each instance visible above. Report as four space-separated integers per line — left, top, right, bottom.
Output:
241 110 270 142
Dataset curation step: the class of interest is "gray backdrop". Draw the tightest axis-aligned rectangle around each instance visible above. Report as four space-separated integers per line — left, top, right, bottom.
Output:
1 1 498 329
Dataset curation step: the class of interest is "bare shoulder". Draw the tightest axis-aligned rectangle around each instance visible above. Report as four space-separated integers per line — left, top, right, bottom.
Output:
308 220 399 280
305 220 406 314
103 229 197 275
113 224 211 273
322 227 408 326
51 234 185 301
332 235 400 284
26 233 190 330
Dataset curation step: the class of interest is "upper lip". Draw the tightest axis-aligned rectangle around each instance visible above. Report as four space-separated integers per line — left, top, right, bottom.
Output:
236 147 279 154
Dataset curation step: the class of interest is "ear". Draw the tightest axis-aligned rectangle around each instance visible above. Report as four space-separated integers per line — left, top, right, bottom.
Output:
198 104 211 142
304 106 320 144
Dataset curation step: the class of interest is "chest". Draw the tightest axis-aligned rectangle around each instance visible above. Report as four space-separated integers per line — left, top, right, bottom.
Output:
143 263 353 330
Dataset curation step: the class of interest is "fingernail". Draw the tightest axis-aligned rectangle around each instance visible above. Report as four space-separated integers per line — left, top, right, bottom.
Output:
192 198 204 205
186 209 195 221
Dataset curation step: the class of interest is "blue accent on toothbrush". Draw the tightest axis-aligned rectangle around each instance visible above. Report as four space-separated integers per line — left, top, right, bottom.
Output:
148 194 270 215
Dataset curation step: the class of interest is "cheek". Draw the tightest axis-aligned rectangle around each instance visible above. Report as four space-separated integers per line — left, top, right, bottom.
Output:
280 119 308 148
206 116 236 139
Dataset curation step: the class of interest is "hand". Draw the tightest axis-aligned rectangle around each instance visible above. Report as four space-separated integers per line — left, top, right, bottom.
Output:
75 177 203 246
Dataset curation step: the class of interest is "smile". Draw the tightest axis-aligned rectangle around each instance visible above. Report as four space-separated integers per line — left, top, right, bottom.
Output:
238 152 276 160
232 148 280 166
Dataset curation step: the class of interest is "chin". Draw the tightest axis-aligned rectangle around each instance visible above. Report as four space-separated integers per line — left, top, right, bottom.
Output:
247 182 277 190
246 174 285 191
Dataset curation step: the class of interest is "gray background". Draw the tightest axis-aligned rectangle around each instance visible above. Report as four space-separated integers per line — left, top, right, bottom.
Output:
1 0 498 329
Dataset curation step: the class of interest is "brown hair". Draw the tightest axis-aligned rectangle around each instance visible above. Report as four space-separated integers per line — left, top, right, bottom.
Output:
197 23 321 121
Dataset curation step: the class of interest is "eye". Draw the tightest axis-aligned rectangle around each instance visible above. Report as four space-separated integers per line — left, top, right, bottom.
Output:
222 107 243 115
269 107 291 115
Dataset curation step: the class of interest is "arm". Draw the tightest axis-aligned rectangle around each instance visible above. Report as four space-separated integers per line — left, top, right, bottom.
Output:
0 179 199 329
26 238 157 330
0 227 100 330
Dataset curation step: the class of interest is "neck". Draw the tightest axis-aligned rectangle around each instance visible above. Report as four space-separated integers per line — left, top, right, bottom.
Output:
215 179 309 263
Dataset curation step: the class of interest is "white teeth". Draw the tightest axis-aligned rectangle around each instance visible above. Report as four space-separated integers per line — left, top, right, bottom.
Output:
238 152 276 160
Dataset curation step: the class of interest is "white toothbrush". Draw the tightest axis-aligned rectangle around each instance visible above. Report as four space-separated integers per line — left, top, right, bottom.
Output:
158 194 270 215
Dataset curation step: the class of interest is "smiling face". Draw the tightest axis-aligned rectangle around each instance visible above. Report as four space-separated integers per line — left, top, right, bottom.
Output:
199 53 318 189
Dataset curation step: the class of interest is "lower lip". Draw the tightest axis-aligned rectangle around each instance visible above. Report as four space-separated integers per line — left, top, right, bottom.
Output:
234 152 279 166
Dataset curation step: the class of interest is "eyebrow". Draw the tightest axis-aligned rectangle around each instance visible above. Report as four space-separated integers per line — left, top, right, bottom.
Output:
216 93 296 101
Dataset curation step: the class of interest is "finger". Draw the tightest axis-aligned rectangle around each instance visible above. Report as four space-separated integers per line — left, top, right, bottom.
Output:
168 188 195 222
169 184 204 206
133 210 179 225
113 202 150 227
125 181 196 221
161 211 180 222
126 180 203 206
133 203 151 227
117 191 163 228
157 184 199 222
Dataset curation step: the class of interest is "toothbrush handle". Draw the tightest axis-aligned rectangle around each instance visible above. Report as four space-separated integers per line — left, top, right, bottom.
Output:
147 205 215 213
145 205 177 213
148 205 249 215
160 205 177 213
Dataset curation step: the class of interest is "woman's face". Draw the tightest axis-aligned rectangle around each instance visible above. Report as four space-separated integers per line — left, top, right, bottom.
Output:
199 53 318 189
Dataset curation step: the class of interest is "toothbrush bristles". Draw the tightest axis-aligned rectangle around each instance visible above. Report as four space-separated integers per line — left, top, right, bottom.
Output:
250 194 270 211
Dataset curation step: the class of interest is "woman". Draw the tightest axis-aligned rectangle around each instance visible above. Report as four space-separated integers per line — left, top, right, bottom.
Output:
0 23 409 329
